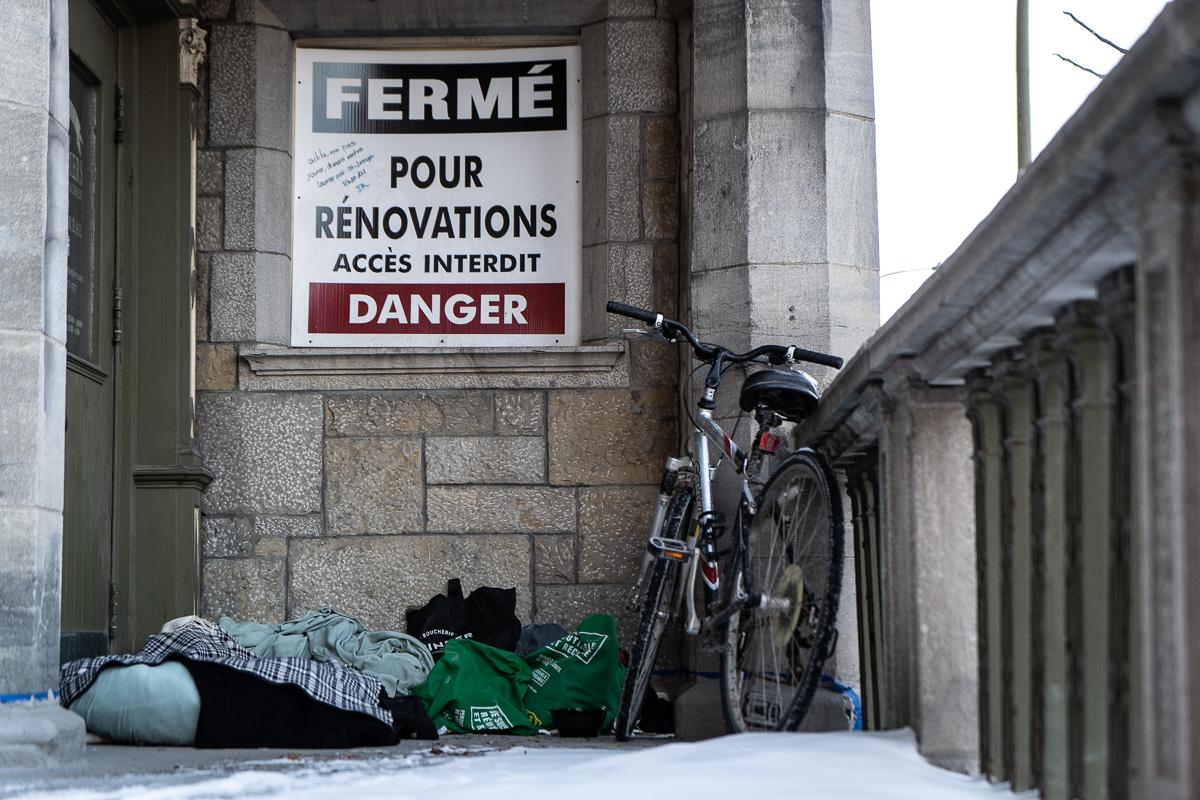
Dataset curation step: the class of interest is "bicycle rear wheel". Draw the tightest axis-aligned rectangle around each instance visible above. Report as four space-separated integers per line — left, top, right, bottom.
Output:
720 449 844 732
614 484 694 741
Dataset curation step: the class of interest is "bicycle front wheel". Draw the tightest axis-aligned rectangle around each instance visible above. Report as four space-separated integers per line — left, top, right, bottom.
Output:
720 449 844 732
613 484 693 741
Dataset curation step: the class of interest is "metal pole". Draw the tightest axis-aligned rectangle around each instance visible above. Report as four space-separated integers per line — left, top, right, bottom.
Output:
1017 0 1031 172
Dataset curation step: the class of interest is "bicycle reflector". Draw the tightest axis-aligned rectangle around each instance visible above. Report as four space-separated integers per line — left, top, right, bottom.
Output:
649 536 691 561
756 431 782 454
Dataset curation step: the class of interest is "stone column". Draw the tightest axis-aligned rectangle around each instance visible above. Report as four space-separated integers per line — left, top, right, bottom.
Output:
582 1 680 342
677 0 879 737
966 372 1005 782
910 384 980 773
881 370 979 772
1060 303 1116 800
998 358 1035 791
1028 333 1072 800
202 0 293 347
845 455 883 728
0 0 85 765
689 0 878 366
1134 120 1200 800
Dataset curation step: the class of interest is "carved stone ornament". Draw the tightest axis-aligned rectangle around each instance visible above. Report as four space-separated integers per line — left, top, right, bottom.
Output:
179 19 207 90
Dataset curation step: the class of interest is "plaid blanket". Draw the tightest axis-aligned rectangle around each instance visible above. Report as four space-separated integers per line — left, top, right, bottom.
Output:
59 619 392 726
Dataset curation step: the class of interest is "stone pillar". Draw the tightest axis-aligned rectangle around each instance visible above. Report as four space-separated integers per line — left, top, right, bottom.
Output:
1028 333 1072 800
845 456 883 728
0 0 85 765
881 371 979 772
1134 128 1200 800
998 359 1035 791
202 0 293 348
966 372 1005 783
689 0 878 366
582 1 680 342
677 0 879 737
1060 303 1116 800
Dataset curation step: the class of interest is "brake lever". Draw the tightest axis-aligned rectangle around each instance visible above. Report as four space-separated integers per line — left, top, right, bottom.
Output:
622 328 674 343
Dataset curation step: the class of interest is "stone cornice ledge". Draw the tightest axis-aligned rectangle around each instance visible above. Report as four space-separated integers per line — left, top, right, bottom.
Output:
239 344 626 377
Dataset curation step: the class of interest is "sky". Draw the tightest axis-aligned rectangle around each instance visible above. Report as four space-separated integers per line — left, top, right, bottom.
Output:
5 731 1035 800
872 1 1171 322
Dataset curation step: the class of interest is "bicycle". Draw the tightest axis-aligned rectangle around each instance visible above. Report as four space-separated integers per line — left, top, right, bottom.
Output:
606 300 846 739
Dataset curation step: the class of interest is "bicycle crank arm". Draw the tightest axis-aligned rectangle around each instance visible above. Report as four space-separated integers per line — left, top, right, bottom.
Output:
700 596 745 638
683 553 702 635
699 592 792 636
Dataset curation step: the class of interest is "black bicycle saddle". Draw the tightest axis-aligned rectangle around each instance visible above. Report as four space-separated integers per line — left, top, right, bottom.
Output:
739 368 819 422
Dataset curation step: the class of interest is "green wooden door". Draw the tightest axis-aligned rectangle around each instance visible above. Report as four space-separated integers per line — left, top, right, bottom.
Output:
62 0 120 660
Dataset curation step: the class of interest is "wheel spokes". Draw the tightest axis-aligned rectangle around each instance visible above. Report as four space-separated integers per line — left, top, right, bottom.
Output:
734 462 831 730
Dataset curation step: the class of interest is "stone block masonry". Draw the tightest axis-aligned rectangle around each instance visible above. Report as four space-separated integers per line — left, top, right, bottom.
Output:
188 0 880 694
193 0 687 642
198 385 675 637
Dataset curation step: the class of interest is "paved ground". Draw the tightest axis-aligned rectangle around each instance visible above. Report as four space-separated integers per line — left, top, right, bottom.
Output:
0 731 1019 800
0 733 669 798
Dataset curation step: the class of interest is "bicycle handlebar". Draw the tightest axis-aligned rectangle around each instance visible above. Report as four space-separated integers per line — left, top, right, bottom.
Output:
605 300 844 370
605 301 659 326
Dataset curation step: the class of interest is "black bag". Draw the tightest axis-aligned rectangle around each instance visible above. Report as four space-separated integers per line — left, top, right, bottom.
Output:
380 694 439 740
405 578 521 660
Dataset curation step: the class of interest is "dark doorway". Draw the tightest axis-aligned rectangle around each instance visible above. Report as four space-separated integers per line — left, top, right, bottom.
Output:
62 0 121 660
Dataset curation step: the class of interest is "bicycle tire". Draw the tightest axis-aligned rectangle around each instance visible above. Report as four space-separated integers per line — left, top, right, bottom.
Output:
614 484 694 741
719 448 844 732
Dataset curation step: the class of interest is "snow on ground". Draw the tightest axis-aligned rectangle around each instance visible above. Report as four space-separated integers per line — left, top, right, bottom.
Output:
10 731 1034 800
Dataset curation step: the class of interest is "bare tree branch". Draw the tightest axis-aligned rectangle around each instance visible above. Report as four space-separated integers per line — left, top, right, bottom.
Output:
1063 11 1129 54
1053 52 1106 79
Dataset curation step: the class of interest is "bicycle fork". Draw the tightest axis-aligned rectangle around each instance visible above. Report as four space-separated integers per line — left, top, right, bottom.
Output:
626 455 691 611
682 430 721 634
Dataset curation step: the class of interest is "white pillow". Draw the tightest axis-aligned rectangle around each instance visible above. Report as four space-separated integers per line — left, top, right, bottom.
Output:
69 661 200 745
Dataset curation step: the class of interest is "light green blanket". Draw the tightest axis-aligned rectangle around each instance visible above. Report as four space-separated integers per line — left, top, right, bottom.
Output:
69 661 200 745
219 608 433 696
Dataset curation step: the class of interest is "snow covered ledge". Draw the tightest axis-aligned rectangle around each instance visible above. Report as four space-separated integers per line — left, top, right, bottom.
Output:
797 1 1200 795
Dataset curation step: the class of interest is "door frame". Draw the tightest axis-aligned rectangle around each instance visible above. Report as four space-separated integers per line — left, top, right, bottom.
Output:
63 0 212 657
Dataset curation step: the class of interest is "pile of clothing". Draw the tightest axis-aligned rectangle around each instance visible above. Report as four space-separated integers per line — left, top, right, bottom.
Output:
60 580 627 748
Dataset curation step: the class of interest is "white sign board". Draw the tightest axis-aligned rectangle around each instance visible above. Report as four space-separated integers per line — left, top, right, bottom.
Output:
291 45 582 347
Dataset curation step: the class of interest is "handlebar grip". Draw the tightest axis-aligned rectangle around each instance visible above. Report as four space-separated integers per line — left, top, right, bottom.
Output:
790 346 844 370
606 300 659 325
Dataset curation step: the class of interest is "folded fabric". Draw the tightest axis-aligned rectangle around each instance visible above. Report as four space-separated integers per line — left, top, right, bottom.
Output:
60 620 395 734
184 660 397 748
68 661 200 745
219 607 434 696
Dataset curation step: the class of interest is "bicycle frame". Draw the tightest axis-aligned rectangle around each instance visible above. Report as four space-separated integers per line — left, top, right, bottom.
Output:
608 299 844 738
638 396 780 637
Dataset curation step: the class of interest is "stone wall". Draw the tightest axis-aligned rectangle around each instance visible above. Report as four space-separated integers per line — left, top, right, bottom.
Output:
0 0 69 696
193 0 683 642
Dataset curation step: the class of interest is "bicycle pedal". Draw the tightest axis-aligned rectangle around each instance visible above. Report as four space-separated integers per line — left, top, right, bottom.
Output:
648 536 691 562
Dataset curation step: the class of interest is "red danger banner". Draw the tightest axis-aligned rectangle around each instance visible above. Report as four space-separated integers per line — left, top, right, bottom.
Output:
307 282 565 335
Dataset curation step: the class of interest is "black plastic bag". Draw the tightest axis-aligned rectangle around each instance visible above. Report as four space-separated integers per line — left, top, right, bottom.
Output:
380 694 439 740
515 623 568 657
405 578 521 660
